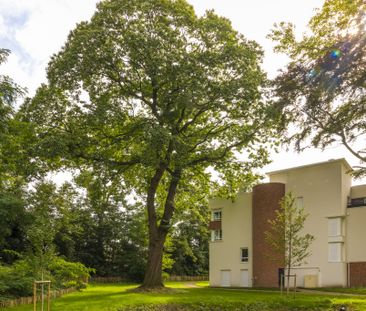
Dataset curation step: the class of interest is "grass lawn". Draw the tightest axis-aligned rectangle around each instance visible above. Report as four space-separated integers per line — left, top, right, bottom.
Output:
311 288 366 295
3 282 366 311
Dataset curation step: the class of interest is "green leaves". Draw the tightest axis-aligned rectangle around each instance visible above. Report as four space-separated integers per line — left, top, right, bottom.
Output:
265 192 315 272
270 0 366 175
24 0 279 210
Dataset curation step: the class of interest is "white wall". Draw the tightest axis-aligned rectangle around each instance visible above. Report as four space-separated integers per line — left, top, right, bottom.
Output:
269 160 350 287
209 191 252 287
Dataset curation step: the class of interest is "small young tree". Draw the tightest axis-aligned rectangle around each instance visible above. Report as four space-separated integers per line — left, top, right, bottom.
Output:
265 192 314 294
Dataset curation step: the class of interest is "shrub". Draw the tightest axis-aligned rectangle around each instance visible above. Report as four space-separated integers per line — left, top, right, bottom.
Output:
0 261 34 299
0 256 94 300
48 257 94 289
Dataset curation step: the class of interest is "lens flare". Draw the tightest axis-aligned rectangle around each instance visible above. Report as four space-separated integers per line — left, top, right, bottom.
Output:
330 49 341 59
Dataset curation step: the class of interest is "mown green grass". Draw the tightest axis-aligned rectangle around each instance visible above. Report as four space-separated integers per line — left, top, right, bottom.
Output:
3 282 366 311
315 287 366 295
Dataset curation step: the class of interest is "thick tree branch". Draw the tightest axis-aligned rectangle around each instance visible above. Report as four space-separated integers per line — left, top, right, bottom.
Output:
70 147 140 168
146 163 167 240
158 169 182 236
187 133 256 167
339 130 366 162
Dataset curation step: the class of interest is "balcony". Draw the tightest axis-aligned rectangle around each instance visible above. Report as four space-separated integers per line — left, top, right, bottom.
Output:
209 220 221 230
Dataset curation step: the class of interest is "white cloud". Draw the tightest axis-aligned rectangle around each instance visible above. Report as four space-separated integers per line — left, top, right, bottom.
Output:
0 0 99 96
15 0 98 62
0 15 7 37
188 0 323 78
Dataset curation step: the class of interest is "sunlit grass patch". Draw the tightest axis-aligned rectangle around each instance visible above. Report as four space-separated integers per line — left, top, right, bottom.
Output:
2 282 366 311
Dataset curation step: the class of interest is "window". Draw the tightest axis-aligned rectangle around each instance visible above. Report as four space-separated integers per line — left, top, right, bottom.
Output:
212 210 222 221
211 229 222 241
240 247 249 262
328 218 342 236
328 242 342 262
296 197 304 209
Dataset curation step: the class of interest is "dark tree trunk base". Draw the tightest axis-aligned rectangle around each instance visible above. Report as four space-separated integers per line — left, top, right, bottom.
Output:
142 237 166 289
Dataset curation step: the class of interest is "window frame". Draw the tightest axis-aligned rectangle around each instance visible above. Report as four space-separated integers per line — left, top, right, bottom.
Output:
212 210 222 221
328 217 342 237
211 229 222 241
240 247 249 263
328 242 342 263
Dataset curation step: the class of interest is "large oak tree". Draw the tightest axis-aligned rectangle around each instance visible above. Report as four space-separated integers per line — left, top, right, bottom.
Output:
24 0 278 288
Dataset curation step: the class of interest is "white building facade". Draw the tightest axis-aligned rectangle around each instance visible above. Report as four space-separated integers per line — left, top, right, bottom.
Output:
209 159 366 288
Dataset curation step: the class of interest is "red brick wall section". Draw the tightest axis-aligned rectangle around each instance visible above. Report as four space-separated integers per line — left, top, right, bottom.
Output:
350 262 366 287
252 183 285 287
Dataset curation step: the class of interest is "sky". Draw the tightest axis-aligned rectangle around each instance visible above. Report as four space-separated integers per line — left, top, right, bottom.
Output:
0 0 364 185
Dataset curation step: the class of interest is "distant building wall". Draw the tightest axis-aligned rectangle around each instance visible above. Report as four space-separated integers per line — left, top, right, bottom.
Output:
269 160 350 287
347 183 366 286
209 192 252 287
350 185 366 198
347 207 366 262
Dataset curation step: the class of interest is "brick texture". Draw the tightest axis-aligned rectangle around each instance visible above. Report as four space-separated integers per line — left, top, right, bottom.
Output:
252 183 285 287
350 262 366 287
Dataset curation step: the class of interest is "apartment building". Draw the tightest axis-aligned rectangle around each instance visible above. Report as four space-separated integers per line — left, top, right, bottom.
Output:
209 159 366 288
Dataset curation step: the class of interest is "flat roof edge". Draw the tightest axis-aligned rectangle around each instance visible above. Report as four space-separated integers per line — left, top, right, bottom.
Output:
267 158 353 175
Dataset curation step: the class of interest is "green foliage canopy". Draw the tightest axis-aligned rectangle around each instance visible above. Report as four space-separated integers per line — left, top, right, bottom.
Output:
25 0 276 193
270 0 366 175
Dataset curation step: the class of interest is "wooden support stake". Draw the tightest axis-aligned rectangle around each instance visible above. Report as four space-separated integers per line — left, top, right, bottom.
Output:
47 282 51 311
33 282 37 311
33 281 51 311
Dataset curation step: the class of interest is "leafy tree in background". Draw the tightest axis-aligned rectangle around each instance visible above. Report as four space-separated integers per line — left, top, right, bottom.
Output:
52 182 85 261
0 49 34 263
270 0 366 176
0 49 23 131
168 217 209 276
0 49 94 297
72 169 148 279
24 0 278 288
265 193 314 294
0 192 29 264
26 182 66 279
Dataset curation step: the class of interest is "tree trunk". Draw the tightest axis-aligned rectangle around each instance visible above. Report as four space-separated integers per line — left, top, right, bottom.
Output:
287 232 292 294
140 168 181 289
141 235 166 288
139 165 166 289
286 265 290 295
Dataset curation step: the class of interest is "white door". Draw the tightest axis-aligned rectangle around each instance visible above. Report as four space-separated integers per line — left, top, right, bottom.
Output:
240 269 249 287
221 270 231 287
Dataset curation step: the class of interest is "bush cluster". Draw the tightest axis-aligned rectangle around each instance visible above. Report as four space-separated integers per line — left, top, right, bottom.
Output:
0 256 93 301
